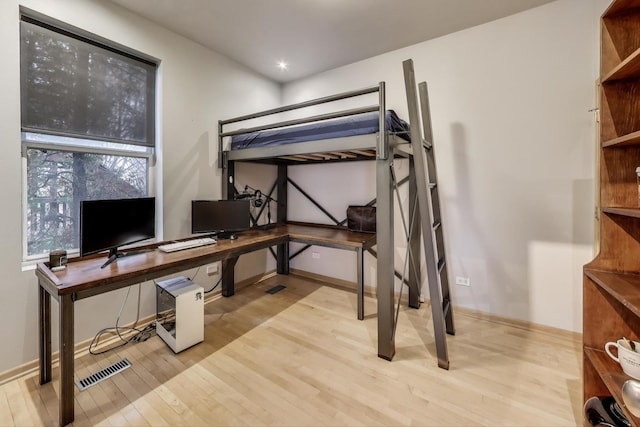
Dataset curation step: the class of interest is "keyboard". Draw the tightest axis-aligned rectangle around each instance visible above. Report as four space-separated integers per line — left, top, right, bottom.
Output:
158 237 217 253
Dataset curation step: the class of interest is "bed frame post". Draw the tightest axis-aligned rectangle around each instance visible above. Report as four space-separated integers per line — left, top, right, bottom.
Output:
221 115 233 200
223 160 235 200
277 164 289 274
377 82 388 161
376 81 396 360
218 120 224 169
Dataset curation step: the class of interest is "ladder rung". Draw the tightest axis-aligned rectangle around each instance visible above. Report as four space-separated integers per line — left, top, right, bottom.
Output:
433 221 441 231
429 183 436 189
422 138 432 150
443 299 451 316
437 258 445 273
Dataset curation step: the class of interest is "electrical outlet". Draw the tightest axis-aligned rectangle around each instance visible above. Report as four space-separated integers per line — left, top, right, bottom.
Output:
206 264 219 275
312 252 320 259
455 276 470 287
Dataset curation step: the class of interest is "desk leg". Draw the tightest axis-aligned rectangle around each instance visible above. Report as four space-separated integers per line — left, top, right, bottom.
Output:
356 248 364 320
276 243 289 275
59 294 75 426
38 284 51 385
222 257 238 297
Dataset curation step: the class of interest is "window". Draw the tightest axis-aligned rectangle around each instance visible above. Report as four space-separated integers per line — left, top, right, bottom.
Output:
20 9 157 259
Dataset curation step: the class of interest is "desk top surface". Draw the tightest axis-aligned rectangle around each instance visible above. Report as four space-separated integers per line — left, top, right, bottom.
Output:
36 223 376 297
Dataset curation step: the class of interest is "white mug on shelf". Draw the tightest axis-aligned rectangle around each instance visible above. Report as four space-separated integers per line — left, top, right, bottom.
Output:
605 339 640 380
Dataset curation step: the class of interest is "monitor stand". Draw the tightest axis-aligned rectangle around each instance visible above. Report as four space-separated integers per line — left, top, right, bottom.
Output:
254 223 276 230
214 231 237 240
101 247 153 268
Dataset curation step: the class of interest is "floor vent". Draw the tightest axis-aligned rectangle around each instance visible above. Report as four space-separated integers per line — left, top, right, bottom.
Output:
266 284 286 294
76 358 131 391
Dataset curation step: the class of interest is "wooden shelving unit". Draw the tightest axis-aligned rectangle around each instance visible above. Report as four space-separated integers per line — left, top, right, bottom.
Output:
584 1 640 425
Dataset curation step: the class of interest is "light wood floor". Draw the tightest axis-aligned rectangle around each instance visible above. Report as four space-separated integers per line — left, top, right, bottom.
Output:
0 274 582 426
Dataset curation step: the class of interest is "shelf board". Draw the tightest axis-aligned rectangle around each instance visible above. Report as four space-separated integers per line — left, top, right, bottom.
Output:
603 47 640 82
585 348 640 425
602 207 640 218
585 268 640 318
603 0 640 18
602 130 640 147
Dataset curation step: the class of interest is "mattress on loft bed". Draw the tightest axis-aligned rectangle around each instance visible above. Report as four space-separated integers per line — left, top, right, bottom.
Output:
230 110 411 150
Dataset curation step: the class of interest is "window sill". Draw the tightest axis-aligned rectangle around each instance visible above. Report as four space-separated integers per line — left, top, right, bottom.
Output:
22 250 80 272
21 261 38 272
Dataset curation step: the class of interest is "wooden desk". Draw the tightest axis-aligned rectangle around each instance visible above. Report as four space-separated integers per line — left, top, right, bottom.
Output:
286 222 376 320
36 223 375 426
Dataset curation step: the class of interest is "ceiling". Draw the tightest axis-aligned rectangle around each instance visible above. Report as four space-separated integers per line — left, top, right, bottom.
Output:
110 0 556 83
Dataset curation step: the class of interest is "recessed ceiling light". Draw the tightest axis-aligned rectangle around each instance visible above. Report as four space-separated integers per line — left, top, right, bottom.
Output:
277 60 288 71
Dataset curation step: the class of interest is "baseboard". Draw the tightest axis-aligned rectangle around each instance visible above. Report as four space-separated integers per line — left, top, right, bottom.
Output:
453 305 582 343
289 268 376 296
0 313 156 385
0 270 277 385
287 269 582 343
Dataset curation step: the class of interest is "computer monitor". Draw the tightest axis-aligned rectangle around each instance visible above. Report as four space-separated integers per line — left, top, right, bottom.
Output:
80 197 156 268
191 200 251 239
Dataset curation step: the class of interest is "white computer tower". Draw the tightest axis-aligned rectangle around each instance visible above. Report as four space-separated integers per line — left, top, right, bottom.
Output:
155 276 204 353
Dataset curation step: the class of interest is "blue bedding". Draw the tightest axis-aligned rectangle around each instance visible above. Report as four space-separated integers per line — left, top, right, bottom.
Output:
231 110 410 150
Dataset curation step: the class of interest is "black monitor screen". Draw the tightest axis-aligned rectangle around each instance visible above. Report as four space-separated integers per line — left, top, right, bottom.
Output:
191 200 251 235
80 197 156 257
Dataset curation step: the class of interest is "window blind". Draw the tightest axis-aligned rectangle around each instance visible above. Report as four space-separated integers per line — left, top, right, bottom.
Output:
20 16 156 148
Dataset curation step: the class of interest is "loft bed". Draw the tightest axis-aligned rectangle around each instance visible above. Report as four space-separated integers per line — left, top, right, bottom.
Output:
217 82 423 362
218 84 414 166
217 83 417 361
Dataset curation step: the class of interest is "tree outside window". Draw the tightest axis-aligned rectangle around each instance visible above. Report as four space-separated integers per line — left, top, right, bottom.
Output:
26 149 147 256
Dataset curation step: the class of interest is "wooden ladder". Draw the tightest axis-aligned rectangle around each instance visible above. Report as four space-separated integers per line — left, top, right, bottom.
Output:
403 58 455 369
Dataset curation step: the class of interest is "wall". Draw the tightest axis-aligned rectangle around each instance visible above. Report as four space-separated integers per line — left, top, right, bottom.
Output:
282 0 609 333
0 0 280 374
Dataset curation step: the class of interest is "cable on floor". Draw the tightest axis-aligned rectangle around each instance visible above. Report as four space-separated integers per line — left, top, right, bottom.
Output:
88 283 156 355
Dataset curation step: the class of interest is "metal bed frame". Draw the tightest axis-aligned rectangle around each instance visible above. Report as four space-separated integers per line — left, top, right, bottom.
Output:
218 82 421 361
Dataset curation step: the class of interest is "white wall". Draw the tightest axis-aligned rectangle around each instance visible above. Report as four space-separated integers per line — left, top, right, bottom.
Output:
282 0 609 333
0 0 611 375
0 0 280 374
